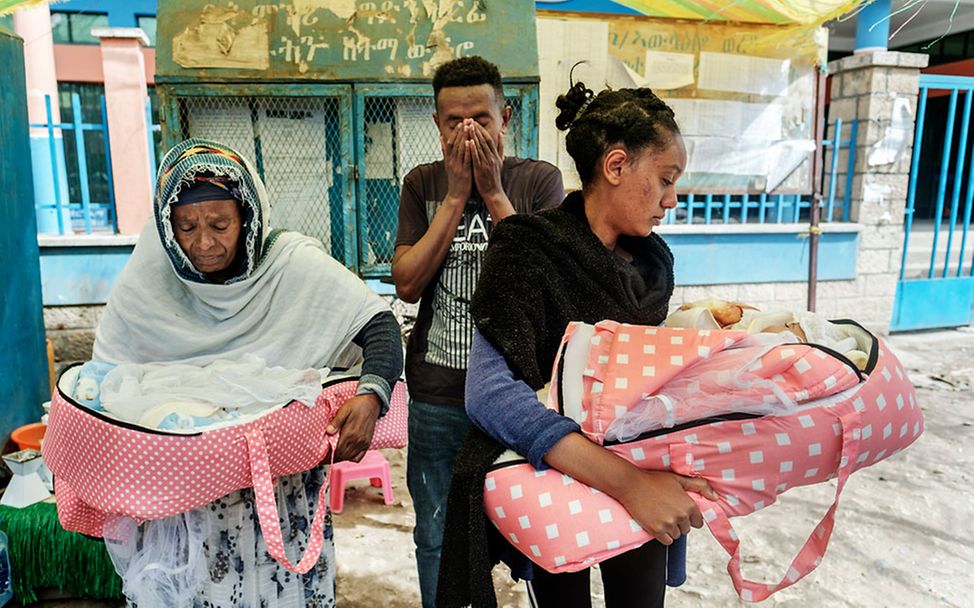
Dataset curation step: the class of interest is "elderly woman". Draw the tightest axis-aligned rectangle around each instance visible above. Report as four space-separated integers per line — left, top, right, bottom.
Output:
93 139 403 607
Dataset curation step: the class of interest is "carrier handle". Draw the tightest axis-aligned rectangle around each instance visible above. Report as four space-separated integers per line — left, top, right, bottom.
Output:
244 426 339 574
683 405 861 603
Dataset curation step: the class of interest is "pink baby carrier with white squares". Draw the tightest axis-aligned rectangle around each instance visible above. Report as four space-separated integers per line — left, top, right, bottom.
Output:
42 368 408 574
484 320 921 602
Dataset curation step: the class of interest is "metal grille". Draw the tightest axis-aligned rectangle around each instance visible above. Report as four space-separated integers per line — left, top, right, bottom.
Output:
665 120 856 226
358 94 524 274
166 88 532 275
174 95 347 258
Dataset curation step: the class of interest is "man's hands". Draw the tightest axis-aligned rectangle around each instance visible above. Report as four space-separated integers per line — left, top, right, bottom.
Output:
441 120 474 204
326 394 381 463
469 121 505 206
440 119 514 220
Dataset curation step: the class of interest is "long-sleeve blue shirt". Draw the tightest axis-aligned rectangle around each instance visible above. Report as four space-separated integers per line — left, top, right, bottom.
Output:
464 327 689 585
464 329 581 470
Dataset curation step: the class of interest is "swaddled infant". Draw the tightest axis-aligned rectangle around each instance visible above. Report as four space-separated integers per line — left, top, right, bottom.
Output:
69 354 323 431
665 299 870 370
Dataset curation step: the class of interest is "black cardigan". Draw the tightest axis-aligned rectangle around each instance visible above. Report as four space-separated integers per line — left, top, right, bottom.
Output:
436 191 675 607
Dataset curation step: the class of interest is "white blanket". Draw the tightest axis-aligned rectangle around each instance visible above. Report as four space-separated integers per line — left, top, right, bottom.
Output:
98 355 323 429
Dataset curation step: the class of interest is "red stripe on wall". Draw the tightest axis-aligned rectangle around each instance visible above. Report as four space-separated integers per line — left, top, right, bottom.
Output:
53 44 155 85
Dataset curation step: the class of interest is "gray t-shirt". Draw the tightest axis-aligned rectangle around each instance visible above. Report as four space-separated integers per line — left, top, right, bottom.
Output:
395 157 564 406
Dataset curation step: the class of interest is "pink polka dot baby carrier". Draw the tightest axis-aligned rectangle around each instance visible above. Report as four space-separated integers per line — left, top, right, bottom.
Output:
484 320 921 602
42 367 408 574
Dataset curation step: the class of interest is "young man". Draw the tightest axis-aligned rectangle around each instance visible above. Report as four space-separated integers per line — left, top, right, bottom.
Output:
392 56 564 608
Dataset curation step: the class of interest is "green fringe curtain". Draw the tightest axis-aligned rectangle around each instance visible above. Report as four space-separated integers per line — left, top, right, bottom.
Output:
0 502 122 604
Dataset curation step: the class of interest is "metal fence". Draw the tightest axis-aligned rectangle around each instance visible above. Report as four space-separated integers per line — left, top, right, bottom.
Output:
160 83 537 277
892 73 974 331
666 119 857 225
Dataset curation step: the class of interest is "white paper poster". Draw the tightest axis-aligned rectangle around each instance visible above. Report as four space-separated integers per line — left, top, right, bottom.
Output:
256 100 333 246
666 99 783 141
644 51 695 90
537 17 609 187
685 136 770 176
697 52 790 96
868 96 913 166
186 101 258 163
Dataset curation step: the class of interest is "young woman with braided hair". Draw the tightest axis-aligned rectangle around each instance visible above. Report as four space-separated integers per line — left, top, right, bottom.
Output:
437 80 717 608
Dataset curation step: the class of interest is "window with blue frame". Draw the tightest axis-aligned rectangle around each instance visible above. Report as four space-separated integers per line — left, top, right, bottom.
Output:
57 82 113 232
50 11 109 45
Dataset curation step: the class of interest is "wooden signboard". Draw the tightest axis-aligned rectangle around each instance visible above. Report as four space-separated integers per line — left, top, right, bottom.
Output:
156 0 540 82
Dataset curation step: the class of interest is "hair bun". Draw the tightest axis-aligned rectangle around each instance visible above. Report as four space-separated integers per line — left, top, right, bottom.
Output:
555 81 594 131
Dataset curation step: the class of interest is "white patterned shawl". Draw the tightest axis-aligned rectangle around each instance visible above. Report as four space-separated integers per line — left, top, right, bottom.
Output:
93 138 389 369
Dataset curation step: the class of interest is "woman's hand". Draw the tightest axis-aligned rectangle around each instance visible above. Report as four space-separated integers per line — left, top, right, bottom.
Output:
327 394 381 463
544 432 718 545
616 469 717 545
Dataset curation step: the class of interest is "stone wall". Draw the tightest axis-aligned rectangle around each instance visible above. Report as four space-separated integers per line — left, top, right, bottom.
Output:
44 305 104 374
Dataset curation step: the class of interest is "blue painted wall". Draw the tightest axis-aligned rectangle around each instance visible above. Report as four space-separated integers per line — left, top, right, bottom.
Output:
52 0 158 26
49 1 636 23
891 277 974 331
535 0 640 15
39 230 859 304
665 230 859 285
39 244 135 305
0 26 49 440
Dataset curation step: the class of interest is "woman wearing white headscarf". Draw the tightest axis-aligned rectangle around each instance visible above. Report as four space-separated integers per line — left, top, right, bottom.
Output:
94 139 403 607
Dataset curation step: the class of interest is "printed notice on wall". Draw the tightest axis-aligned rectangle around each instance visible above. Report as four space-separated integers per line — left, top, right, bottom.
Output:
667 99 784 140
257 101 334 244
533 14 823 192
685 137 771 177
644 51 695 90
697 52 790 96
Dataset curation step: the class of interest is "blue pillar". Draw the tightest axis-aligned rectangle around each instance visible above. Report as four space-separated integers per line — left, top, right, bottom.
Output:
854 0 890 53
0 25 49 440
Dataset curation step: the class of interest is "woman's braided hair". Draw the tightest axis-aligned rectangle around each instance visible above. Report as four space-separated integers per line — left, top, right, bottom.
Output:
555 80 680 184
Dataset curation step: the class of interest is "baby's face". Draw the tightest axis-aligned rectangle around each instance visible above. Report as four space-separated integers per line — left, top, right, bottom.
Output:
78 378 99 400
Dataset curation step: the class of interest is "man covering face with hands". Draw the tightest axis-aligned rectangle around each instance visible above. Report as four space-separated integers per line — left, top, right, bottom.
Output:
392 56 564 608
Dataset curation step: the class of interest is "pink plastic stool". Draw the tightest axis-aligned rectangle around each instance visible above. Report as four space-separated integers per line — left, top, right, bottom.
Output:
329 450 394 513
